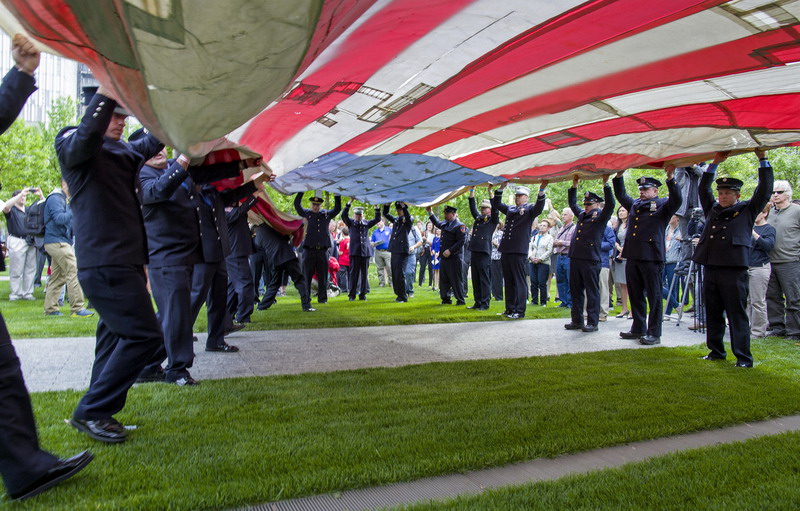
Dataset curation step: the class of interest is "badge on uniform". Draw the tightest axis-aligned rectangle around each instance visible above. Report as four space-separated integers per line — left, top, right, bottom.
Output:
650 202 657 212
460 225 467 233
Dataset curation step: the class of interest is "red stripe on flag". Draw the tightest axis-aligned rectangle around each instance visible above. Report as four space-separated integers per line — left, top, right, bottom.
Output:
455 94 800 168
400 25 800 155
336 0 725 155
240 0 475 160
294 0 381 77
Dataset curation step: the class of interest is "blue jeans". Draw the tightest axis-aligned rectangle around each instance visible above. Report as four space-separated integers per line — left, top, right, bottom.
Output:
404 253 417 295
529 262 550 305
556 255 571 308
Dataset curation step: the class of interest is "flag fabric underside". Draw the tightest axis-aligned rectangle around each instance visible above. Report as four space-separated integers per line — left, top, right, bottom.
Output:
1 0 799 203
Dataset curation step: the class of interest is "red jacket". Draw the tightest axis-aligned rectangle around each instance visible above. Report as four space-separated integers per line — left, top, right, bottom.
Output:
338 236 350 267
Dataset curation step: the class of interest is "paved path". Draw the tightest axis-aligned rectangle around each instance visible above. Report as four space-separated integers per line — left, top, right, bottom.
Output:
234 414 800 511
14 315 705 392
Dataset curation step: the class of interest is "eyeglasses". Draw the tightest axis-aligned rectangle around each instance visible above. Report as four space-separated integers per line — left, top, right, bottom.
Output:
772 190 785 195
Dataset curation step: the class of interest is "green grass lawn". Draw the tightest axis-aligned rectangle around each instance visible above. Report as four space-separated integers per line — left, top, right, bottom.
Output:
401 430 800 510
6 337 799 510
0 273 571 338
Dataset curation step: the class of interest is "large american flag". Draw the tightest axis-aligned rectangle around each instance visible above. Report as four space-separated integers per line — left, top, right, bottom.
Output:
2 0 799 203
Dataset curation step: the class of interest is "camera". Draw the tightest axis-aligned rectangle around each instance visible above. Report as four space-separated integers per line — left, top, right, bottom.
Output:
28 186 37 192
690 207 704 221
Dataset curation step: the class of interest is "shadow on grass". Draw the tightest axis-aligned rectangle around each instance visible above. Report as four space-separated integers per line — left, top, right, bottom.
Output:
0 279 572 338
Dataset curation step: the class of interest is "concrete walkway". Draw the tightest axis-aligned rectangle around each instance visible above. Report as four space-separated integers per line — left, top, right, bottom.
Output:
14 315 705 392
234 414 800 511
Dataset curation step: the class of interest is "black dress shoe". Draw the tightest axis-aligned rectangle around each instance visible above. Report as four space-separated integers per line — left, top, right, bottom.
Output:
734 361 753 368
9 451 94 500
69 418 127 443
166 375 200 386
359 296 367 301
349 296 355 301
476 306 489 311
455 301 466 306
639 335 661 345
620 331 644 340
581 325 599 332
564 322 583 330
441 300 452 305
702 354 726 361
205 343 239 353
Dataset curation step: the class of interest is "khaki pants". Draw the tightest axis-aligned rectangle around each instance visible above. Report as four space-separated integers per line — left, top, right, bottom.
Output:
599 267 610 319
7 235 38 299
374 250 392 286
748 263 770 337
44 242 85 313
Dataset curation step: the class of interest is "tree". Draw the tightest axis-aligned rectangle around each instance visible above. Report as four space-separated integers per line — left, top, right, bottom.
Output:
0 96 78 202
0 119 50 198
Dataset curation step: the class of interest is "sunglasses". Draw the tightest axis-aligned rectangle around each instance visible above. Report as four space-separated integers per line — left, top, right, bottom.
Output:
772 190 785 195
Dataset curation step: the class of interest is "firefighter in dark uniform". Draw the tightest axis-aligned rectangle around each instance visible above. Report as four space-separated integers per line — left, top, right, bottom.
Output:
294 192 342 304
190 175 260 354
1 33 94 499
255 223 315 312
492 182 547 319
467 186 498 310
56 84 164 443
613 168 682 345
139 149 258 385
342 201 381 301
693 149 773 367
225 194 259 324
563 175 615 332
428 204 468 305
383 202 413 302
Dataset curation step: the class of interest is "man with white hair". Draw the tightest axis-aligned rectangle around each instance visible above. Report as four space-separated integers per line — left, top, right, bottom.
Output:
2 187 42 301
766 176 800 341
553 208 576 309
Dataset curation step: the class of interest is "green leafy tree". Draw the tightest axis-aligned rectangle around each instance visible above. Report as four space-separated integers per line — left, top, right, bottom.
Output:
0 119 49 198
0 96 80 201
40 96 79 188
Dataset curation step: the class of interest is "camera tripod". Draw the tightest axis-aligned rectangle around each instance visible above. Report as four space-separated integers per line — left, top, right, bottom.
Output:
666 254 704 332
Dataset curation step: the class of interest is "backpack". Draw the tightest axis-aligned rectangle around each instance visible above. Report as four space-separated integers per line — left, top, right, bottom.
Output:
25 199 46 237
